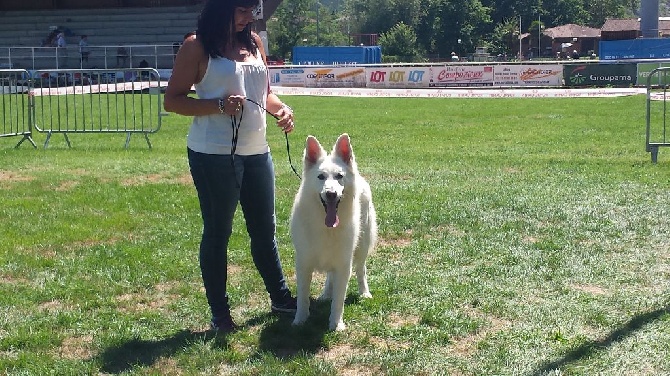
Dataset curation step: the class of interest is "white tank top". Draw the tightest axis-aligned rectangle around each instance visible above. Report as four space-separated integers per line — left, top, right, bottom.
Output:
187 53 269 155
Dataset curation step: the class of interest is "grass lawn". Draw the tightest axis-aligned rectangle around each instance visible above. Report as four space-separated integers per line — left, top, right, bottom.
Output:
1 94 669 375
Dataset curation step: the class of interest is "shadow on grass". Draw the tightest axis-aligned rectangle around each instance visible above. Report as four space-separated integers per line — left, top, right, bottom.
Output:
532 305 670 375
257 298 332 358
97 329 225 374
97 295 361 371
257 293 368 358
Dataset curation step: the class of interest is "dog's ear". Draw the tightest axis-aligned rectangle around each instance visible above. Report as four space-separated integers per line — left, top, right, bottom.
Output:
305 135 325 166
333 133 354 165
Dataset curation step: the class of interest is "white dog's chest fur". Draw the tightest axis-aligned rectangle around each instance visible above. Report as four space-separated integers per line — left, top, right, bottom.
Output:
289 134 377 331
293 194 361 272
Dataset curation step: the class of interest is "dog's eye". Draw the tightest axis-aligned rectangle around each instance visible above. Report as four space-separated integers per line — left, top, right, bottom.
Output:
335 173 344 180
317 173 326 180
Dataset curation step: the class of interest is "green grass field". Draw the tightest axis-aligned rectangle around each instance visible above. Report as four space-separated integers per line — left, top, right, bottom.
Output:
1 94 669 375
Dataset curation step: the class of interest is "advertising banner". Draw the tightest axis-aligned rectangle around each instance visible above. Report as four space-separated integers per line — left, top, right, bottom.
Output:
493 65 563 86
563 64 637 87
637 63 670 86
429 65 494 87
303 67 367 88
365 66 430 88
268 67 306 87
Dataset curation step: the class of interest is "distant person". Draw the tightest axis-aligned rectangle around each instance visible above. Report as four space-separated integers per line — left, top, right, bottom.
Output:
56 32 68 68
572 50 579 60
138 59 150 80
116 46 128 67
451 51 459 62
41 29 60 47
78 35 90 67
183 31 196 40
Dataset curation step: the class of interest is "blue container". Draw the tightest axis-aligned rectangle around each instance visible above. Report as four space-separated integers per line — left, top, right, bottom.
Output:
292 46 382 65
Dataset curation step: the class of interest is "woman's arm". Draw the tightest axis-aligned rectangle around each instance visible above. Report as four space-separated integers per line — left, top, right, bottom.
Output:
253 33 295 133
163 36 243 117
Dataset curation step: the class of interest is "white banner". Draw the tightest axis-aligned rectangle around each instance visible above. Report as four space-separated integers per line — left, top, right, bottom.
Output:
365 66 430 88
303 67 367 88
494 64 563 86
429 65 494 87
271 86 645 98
269 67 307 87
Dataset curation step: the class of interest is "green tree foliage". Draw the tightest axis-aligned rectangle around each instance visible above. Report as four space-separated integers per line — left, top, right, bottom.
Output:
422 0 492 58
266 0 648 62
488 17 521 57
267 0 311 59
584 0 639 27
268 0 351 60
378 21 421 62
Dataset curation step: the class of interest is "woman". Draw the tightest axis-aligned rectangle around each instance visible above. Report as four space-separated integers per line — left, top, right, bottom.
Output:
164 0 296 333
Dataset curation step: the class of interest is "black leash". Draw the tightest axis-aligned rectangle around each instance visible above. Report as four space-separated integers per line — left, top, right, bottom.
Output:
245 97 301 180
230 106 244 187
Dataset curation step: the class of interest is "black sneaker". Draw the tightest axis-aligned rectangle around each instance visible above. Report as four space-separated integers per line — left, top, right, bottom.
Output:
271 296 297 314
210 315 238 333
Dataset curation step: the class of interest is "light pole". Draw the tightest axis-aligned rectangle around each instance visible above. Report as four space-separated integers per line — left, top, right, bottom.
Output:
316 1 320 45
519 16 522 60
538 15 542 58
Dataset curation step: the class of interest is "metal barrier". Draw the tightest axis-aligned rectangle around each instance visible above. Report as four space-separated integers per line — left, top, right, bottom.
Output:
0 69 36 148
646 67 670 163
31 68 165 148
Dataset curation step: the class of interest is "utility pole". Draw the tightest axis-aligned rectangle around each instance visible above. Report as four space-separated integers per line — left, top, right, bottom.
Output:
538 14 541 58
519 16 522 60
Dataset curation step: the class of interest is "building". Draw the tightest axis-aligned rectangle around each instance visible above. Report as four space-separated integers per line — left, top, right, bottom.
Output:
542 24 601 58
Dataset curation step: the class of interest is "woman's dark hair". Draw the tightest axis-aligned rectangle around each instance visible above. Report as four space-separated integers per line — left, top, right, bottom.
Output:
197 0 259 58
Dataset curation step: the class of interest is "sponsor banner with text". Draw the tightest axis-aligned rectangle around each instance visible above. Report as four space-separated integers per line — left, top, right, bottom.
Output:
563 64 637 87
268 67 306 87
365 66 430 88
636 63 670 86
493 65 563 86
303 67 367 88
271 86 645 98
429 65 494 87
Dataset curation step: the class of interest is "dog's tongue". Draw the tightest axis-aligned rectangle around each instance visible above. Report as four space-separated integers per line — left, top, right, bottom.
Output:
325 201 339 228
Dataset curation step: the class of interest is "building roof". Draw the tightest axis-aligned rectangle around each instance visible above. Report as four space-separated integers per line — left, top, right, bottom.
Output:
601 18 640 32
543 24 601 39
601 17 670 32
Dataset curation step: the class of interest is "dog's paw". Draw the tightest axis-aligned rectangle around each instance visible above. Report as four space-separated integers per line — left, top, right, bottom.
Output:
317 293 332 301
329 321 346 331
292 311 309 326
292 317 307 326
360 292 372 299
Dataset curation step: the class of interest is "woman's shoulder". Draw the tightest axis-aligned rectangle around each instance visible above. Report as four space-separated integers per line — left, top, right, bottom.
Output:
180 35 207 59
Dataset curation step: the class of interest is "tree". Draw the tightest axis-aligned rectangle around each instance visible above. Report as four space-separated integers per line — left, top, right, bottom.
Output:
584 0 639 27
488 17 520 57
419 0 491 58
267 0 312 59
302 3 349 46
378 21 421 61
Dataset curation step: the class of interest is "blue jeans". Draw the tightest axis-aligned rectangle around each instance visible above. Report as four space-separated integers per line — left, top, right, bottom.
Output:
188 148 292 320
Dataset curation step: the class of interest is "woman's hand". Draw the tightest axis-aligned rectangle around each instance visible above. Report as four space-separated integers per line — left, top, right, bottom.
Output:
276 104 294 133
219 95 246 116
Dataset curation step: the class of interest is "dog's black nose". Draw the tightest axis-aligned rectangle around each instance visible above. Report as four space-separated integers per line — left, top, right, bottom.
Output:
325 191 337 200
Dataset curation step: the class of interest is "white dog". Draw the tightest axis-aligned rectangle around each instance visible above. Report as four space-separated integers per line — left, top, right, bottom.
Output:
290 133 377 331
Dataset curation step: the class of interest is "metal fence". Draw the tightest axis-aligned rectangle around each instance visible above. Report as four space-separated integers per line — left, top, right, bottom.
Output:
0 69 36 148
31 68 165 148
0 45 177 70
646 67 670 163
